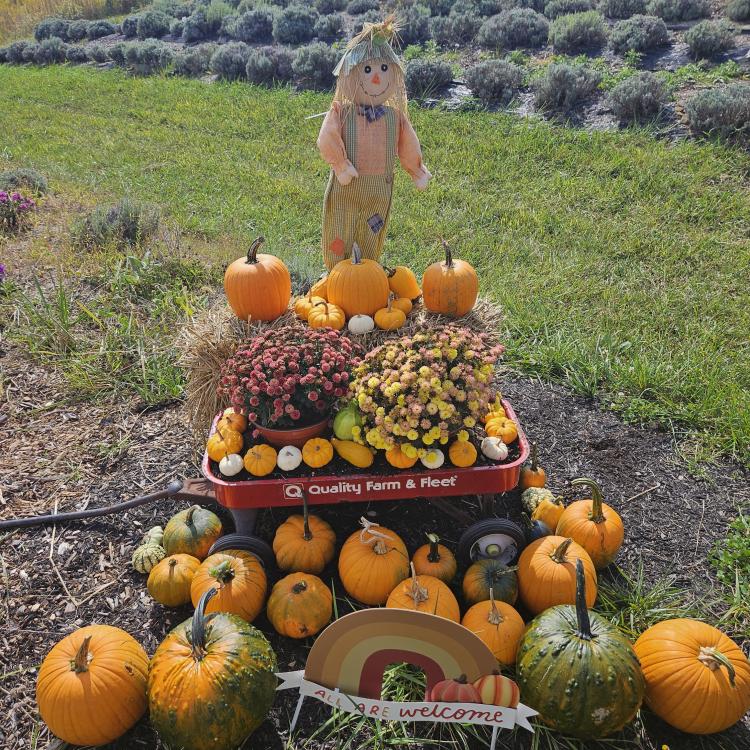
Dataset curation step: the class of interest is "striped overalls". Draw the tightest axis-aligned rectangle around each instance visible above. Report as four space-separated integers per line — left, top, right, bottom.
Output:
321 105 398 271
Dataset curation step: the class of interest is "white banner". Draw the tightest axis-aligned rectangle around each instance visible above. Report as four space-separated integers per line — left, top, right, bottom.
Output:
276 670 537 741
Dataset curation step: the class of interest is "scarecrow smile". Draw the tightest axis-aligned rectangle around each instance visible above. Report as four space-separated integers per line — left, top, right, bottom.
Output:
359 80 390 98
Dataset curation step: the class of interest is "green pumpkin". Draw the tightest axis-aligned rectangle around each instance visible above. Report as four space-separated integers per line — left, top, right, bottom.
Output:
132 543 166 574
516 559 645 739
148 589 277 750
143 525 164 546
462 559 518 606
162 505 222 561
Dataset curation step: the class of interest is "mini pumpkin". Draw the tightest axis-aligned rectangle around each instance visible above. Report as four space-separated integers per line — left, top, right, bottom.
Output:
218 453 244 477
244 444 277 477
461 590 525 666
162 505 222 561
302 437 333 469
218 408 248 434
519 442 546 489
308 301 345 331
391 296 413 315
462 558 518 606
348 314 375 335
483 395 506 423
132 543 166 574
374 293 407 331
485 416 517 444
412 533 457 583
276 445 303 472
555 477 624 570
207 426 244 462
420 448 445 470
386 563 460 622
294 291 326 320
338 517 409 605
386 444 418 469
266 573 333 639
480 436 508 461
386 265 421 300
147 554 201 607
422 240 478 318
448 439 477 468
191 549 268 623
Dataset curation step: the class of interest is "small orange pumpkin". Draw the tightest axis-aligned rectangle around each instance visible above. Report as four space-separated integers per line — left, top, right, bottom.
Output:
218 407 248 434
386 563 460 622
411 533 457 583
190 549 267 623
294 290 326 320
266 573 333 639
485 416 517 444
244 444 277 477
391 296 413 315
147 554 201 607
308 301 345 331
461 590 525 667
385 444 418 469
207 426 244 462
422 240 478 318
448 439 477 467
302 437 334 468
556 477 624 569
519 441 546 489
223 237 291 322
374 293 407 331
483 395 506 423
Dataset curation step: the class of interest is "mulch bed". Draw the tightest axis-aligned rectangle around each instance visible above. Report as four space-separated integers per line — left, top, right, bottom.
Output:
2 327 749 749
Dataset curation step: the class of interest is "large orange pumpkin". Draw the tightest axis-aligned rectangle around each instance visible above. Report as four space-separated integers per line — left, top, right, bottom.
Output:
555 477 624 569
191 549 267 623
385 563 460 622
266 573 333 639
422 240 478 318
517 535 597 615
326 242 390 317
36 625 148 746
338 517 410 605
461 590 525 666
634 619 750 735
224 236 291 322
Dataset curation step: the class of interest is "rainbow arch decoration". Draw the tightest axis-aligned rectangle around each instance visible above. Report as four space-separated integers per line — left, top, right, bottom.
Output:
305 608 498 699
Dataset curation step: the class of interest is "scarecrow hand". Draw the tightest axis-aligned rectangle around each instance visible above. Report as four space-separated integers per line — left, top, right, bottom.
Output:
413 165 432 191
336 161 359 186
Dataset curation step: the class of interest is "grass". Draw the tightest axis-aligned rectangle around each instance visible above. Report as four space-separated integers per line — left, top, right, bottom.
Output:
0 65 749 464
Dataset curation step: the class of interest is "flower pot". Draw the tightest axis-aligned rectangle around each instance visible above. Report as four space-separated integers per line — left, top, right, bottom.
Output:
254 417 330 448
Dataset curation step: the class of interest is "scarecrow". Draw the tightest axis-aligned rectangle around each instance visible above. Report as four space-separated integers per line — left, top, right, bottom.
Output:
317 17 432 270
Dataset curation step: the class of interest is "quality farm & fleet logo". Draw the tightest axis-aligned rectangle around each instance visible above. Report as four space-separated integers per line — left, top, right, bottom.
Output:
283 483 305 501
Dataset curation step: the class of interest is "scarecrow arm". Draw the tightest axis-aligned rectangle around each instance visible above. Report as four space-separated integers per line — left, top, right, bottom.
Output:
317 103 359 186
398 112 432 191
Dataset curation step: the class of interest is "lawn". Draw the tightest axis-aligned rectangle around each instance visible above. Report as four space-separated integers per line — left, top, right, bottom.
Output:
1 64 749 464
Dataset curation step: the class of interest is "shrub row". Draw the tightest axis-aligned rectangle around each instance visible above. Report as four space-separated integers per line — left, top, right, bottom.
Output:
35 17 117 42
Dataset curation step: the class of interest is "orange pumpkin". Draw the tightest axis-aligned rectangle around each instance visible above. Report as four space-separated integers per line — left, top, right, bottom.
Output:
374 293 407 331
386 265 421 299
266 573 333 639
517 536 597 616
294 291 326 320
531 496 565 530
386 563 460 622
462 590 525 667
190 549 267 623
483 395 506 423
327 242 390 317
485 416 517 444
36 625 149 747
556 477 624 569
634 619 750 735
244 444 277 477
207 426 244 462
448 439 477 467
147 554 201 607
308 301 345 330
422 240 478 318
302 437 333 468
338 517 409 605
273 493 336 574
224 237 291 322
385 444 418 469
218 407 248 433
412 533 457 583
391 296 413 315
519 441 546 489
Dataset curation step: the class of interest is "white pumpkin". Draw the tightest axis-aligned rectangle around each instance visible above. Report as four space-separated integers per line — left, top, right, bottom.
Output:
348 314 375 335
481 436 508 461
218 453 244 477
277 445 303 472
420 448 445 470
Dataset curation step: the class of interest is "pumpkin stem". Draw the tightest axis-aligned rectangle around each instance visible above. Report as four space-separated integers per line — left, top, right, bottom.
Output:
426 533 441 563
315 300 329 315
359 516 393 555
209 559 235 585
387 292 394 312
571 477 606 524
71 635 93 673
245 236 265 264
168 558 178 575
302 489 312 542
529 442 539 471
407 561 429 606
698 647 736 687
487 588 504 626
352 242 363 265
292 580 308 595
455 674 468 684
573 559 594 641
550 537 573 563
191 587 218 660
185 505 197 526
440 238 454 269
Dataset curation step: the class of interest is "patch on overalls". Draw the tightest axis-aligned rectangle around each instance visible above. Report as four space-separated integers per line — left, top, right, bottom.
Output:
367 213 385 234
330 237 345 257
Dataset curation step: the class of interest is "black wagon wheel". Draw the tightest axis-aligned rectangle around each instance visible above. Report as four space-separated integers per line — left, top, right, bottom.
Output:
457 519 527 566
209 534 274 569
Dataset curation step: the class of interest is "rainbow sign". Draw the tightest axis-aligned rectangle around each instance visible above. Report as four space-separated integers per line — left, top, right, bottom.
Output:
276 609 537 747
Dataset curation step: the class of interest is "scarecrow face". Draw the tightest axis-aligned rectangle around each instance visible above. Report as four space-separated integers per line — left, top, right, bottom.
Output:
351 57 396 106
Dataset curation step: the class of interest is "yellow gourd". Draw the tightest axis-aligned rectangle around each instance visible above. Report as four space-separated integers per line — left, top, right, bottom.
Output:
302 438 334 469
531 497 565 530
331 438 374 469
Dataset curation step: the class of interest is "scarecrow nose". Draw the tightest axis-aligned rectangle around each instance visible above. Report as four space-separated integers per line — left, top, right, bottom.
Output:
371 73 381 85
